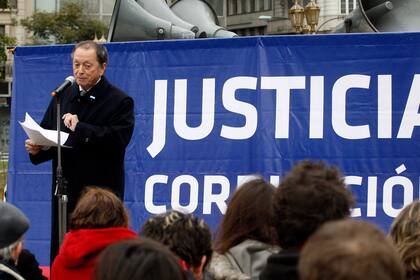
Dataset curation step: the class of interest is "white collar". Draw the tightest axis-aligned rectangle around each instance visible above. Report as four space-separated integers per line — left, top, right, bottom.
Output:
78 76 102 93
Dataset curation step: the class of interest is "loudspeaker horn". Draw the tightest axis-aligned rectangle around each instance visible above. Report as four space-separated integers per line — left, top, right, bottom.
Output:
136 0 199 35
170 0 238 38
108 0 195 42
334 0 420 33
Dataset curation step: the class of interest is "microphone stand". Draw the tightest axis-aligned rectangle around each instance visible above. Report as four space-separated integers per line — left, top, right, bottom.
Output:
53 91 68 246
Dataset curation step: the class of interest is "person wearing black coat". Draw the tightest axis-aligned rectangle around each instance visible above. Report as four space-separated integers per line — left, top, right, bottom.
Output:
16 250 47 280
259 248 299 280
25 41 135 264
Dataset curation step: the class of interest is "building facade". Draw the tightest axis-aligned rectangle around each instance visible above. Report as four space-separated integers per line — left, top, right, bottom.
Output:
34 0 115 25
0 0 33 45
168 0 356 35
0 0 33 153
225 0 357 35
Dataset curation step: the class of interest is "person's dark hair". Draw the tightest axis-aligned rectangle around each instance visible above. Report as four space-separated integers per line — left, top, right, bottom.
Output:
94 238 187 280
299 219 405 280
70 186 129 230
140 214 166 241
215 177 278 253
141 210 212 271
273 160 354 248
71 40 108 65
389 200 420 280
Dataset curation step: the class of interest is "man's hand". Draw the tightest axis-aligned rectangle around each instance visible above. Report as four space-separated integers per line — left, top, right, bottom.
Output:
62 113 79 131
25 139 42 155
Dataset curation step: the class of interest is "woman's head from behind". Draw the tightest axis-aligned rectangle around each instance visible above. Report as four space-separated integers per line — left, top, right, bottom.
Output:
95 238 186 280
70 186 129 230
216 177 277 253
389 200 420 278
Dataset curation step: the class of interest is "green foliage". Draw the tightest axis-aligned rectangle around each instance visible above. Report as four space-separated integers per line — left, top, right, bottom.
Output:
0 0 16 9
0 0 7 9
0 34 16 80
21 2 108 44
0 34 15 63
0 159 7 200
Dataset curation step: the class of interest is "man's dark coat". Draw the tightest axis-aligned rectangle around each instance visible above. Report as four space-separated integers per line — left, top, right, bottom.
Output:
29 76 134 262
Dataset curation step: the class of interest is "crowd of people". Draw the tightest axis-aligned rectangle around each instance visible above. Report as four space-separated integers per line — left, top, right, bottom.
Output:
2 159 420 280
12 40 419 280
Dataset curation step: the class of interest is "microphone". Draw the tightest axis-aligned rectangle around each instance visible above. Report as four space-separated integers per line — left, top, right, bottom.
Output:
51 76 75 97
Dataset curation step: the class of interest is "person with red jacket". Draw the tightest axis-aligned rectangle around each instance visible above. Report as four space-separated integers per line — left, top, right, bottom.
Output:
51 186 137 280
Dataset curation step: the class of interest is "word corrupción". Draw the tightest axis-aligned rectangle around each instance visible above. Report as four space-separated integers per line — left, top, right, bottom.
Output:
147 74 420 157
143 164 416 218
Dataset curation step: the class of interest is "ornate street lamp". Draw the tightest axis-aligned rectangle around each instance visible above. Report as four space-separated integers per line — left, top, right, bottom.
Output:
289 0 320 34
289 0 305 33
305 0 320 33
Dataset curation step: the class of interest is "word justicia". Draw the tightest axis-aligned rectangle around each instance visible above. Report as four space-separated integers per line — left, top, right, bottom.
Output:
147 74 420 157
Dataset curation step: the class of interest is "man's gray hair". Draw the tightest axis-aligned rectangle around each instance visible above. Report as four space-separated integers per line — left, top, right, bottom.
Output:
0 238 21 261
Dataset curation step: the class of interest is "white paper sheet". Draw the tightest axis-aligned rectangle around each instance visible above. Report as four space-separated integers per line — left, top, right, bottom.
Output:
20 113 69 147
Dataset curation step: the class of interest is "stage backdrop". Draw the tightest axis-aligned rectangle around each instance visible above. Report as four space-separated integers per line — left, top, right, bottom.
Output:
8 33 420 265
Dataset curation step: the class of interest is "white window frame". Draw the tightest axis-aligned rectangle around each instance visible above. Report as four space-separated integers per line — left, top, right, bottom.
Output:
339 0 357 14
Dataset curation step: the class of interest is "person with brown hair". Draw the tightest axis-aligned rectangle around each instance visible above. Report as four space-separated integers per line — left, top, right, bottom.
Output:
206 178 279 280
140 210 212 279
51 186 137 280
260 160 355 280
94 238 187 280
299 219 405 280
389 200 420 280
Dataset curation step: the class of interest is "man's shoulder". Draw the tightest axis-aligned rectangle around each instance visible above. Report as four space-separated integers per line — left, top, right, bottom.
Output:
104 78 132 100
260 250 299 280
0 260 23 280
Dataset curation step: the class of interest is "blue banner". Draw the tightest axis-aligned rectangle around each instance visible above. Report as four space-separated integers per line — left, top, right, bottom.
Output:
8 33 420 265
